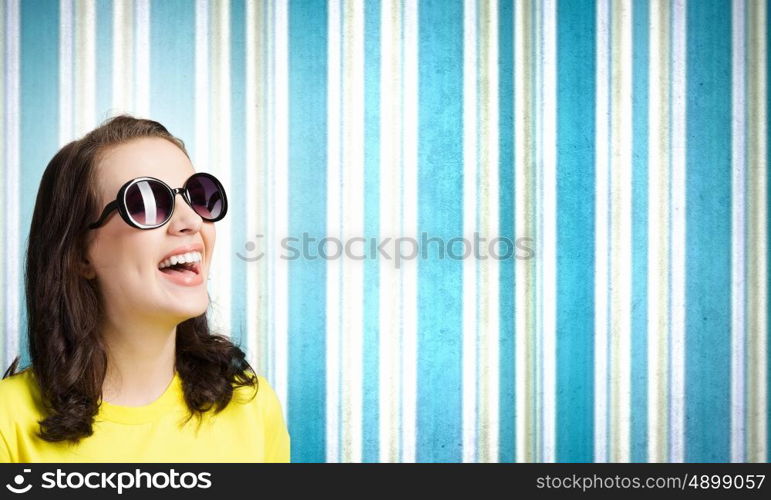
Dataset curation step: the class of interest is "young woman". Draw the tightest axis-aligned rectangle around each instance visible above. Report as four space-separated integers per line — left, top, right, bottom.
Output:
0 115 289 462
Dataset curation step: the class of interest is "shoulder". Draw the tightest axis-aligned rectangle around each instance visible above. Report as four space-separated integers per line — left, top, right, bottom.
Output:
0 368 40 408
230 372 284 418
226 372 290 460
0 368 45 428
254 375 282 412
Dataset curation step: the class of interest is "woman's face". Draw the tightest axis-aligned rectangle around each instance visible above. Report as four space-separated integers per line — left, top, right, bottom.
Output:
85 137 215 325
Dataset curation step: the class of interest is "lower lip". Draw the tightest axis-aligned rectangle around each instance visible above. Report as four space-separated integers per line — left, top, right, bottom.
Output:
158 267 203 286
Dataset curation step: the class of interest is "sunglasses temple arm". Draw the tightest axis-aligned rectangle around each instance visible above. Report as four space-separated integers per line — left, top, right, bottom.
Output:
88 201 119 230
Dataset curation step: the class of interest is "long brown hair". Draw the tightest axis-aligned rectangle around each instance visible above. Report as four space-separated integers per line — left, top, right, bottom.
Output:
2 115 257 443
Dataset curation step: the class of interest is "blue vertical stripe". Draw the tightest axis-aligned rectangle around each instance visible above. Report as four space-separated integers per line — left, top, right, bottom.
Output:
556 0 595 463
631 0 649 463
230 0 246 348
19 0 60 368
417 0 464 463
149 0 195 144
288 0 327 464
498 0 515 464
95 0 112 120
362 0 380 464
685 0 732 463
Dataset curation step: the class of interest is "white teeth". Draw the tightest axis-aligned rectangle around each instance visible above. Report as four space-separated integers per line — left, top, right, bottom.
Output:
158 251 203 269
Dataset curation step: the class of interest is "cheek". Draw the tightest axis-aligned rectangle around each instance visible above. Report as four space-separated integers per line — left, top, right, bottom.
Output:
202 225 216 270
203 225 216 251
88 234 118 271
89 228 159 274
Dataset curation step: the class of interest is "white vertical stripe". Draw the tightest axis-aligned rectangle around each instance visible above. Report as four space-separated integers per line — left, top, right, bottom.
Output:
207 0 232 340
205 2 223 335
623 0 634 462
647 0 669 463
194 0 209 167
513 0 528 463
326 0 342 463
0 0 6 368
273 0 290 421
462 0 478 464
134 0 150 117
195 0 222 342
344 0 366 463
481 0 501 464
749 0 768 463
244 0 261 373
378 0 400 463
669 0 687 464
594 0 610 464
402 0 419 463
59 0 73 144
731 0 747 464
488 0 501 464
4 0 19 369
75 0 96 137
265 0 276 388
755 0 768 463
113 0 133 113
610 0 633 463
541 0 557 463
533 0 543 461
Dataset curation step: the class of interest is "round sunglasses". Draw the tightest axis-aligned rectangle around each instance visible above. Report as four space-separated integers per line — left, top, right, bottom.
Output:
88 173 228 230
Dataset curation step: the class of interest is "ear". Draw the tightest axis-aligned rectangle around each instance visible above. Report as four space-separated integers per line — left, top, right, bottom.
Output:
78 258 96 280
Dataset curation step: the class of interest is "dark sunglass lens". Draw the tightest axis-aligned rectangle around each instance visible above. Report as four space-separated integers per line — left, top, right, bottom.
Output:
186 175 225 220
124 180 172 226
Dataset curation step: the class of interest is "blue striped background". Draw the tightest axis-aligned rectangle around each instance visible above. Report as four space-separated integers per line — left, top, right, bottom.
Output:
0 0 768 463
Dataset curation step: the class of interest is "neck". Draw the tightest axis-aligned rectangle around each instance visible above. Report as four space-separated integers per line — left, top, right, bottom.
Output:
100 315 178 406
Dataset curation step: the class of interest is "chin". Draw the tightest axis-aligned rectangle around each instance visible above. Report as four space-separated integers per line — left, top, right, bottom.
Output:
170 309 207 324
163 300 209 322
183 301 209 317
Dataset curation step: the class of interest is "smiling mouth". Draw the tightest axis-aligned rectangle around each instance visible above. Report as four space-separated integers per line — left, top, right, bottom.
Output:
158 261 201 274
158 262 200 276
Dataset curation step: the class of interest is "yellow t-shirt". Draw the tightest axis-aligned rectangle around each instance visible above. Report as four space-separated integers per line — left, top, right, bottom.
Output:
0 368 290 462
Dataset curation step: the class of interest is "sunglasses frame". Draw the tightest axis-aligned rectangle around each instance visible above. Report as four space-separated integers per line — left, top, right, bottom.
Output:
88 172 228 230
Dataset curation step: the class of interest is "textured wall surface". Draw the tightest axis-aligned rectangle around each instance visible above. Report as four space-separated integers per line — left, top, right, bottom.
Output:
0 0 768 463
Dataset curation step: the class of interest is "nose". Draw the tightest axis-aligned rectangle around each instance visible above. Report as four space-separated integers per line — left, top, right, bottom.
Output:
166 193 203 234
